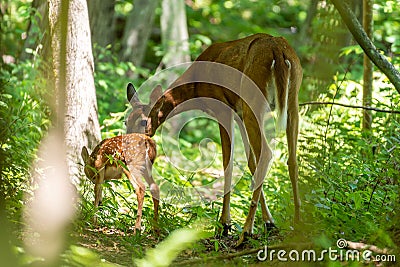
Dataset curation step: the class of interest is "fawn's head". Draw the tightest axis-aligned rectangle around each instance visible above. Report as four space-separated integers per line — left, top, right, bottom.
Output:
81 146 97 183
126 83 163 136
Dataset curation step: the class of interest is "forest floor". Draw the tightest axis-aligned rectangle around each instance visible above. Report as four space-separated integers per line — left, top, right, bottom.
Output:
71 224 400 266
72 225 288 266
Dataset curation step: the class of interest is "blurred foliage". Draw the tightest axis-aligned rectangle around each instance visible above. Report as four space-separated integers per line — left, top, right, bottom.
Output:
1 0 34 58
1 0 399 265
61 245 120 267
0 59 50 218
135 225 207 267
185 0 307 42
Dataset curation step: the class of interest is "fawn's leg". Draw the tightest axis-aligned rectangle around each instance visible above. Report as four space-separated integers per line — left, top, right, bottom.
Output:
125 169 145 233
143 161 160 228
93 169 105 225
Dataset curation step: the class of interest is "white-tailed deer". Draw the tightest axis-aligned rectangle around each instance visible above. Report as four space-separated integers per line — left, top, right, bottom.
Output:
81 133 160 233
126 33 302 245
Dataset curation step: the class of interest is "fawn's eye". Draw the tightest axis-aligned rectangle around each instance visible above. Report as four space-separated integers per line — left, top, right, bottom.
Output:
140 120 147 126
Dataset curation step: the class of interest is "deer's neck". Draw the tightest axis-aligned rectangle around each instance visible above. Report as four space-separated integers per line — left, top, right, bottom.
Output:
152 84 196 130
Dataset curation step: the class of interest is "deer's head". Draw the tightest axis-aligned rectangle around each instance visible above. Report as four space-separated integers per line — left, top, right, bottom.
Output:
126 83 163 136
81 146 97 183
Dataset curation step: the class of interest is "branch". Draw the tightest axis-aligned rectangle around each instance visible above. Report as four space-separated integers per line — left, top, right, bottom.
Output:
330 0 400 93
346 241 393 255
300 101 400 114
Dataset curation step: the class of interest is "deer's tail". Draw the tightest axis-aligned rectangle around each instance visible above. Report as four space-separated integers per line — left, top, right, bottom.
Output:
271 51 291 133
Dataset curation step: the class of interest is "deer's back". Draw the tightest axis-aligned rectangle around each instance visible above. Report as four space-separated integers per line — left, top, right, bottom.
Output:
92 133 156 170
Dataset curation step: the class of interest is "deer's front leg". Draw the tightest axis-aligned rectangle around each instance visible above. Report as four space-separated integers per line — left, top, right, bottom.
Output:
93 169 105 225
93 183 102 225
94 183 103 207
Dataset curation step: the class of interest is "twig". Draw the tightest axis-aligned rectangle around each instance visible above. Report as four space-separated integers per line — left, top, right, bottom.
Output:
300 101 400 114
346 241 393 255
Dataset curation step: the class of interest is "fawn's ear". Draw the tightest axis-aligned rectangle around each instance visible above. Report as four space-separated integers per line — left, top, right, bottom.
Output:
81 146 90 162
150 84 163 105
127 83 140 104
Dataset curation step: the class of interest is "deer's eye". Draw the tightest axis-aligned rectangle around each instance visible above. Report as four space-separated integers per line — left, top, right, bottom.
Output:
140 120 147 126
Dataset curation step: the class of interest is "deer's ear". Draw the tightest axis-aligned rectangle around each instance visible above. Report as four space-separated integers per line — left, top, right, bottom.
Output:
150 84 163 104
127 83 140 104
154 95 165 115
81 146 90 162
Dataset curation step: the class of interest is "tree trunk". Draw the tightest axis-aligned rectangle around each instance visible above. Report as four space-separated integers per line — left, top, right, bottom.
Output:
159 0 190 132
49 0 101 184
23 0 84 262
362 0 373 131
299 0 319 46
20 0 50 61
87 0 115 48
120 0 158 67
160 0 190 72
331 0 400 93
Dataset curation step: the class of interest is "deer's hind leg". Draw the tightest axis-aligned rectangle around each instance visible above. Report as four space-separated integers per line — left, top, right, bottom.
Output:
124 168 146 233
286 90 300 225
236 118 275 231
217 110 234 236
142 160 160 231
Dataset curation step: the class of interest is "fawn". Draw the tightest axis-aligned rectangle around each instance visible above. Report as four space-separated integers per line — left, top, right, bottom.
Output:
81 133 160 233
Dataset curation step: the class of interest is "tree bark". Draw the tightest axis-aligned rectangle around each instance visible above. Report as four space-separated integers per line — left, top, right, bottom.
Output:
87 0 115 48
24 0 78 262
120 0 158 67
49 0 101 184
362 0 373 131
299 0 319 46
160 0 190 72
159 0 191 132
20 0 50 61
331 0 400 93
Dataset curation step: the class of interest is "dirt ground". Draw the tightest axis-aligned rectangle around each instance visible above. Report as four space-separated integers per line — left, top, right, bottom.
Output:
72 225 285 266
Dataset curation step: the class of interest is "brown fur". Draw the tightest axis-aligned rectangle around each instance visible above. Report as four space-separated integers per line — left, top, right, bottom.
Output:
81 133 159 232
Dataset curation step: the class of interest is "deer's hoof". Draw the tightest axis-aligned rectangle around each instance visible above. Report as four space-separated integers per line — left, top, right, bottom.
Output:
222 223 231 236
235 231 251 248
128 226 141 235
265 222 277 233
152 226 161 236
92 216 98 226
216 223 231 237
